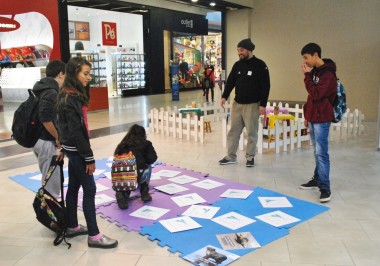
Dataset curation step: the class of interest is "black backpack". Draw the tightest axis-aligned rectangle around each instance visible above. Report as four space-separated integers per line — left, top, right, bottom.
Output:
32 156 71 248
203 70 214 89
12 89 43 148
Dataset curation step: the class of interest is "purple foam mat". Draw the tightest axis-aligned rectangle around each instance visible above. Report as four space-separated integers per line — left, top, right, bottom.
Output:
95 163 253 232
150 164 254 203
67 163 254 232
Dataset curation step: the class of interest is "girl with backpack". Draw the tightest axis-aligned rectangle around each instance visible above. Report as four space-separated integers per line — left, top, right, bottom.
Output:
202 64 215 103
114 124 158 209
57 57 118 249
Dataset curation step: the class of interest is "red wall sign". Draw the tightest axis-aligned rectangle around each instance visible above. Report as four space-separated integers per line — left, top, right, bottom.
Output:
0 16 21 32
0 0 61 60
102 21 117 46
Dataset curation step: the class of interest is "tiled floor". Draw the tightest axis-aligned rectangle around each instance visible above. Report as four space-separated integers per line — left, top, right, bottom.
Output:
1 89 380 266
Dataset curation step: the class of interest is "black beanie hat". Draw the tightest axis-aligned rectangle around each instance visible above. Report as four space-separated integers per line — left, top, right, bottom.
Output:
237 38 255 51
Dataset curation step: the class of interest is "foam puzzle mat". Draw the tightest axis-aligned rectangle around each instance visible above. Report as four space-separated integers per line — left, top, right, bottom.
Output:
10 159 329 265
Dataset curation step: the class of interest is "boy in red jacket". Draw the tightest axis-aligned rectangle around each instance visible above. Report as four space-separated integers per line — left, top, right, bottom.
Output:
299 43 337 203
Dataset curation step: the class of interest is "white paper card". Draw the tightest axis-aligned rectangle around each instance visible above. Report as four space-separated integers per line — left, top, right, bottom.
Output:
255 210 300 227
103 171 112 179
150 173 161 180
212 212 256 230
258 197 293 208
168 175 199 184
217 232 261 250
191 179 225 190
171 193 207 207
154 183 188 194
86 194 114 206
130 206 170 220
160 216 202 233
93 169 105 176
220 189 253 199
154 169 182 177
182 205 220 219
30 174 42 181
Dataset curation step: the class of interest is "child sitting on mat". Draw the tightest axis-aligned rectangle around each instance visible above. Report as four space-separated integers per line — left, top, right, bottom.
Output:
114 124 158 209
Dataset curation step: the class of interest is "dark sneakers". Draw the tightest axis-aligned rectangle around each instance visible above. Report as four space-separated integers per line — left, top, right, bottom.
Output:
320 189 332 203
246 159 254 167
219 158 237 165
299 178 318 189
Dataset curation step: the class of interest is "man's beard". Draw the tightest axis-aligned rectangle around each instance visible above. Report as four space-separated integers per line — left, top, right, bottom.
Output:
239 54 249 61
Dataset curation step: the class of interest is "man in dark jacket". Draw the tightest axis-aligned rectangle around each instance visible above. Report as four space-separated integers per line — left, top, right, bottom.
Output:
219 38 270 167
299 43 337 203
32 60 66 199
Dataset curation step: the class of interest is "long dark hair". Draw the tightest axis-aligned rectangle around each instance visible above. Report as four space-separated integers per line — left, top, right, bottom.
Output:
114 124 147 155
58 56 92 106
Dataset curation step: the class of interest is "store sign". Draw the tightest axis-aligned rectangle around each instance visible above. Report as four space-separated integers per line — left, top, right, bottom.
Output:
0 16 21 32
181 19 193 29
102 21 117 46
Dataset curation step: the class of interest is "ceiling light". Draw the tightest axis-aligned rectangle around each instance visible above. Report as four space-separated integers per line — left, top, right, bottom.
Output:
191 0 198 2
210 2 216 7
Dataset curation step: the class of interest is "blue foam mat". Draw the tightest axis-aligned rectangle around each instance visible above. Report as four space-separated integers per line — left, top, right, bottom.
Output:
10 159 329 263
9 158 110 193
141 186 329 258
211 187 329 229
140 209 289 256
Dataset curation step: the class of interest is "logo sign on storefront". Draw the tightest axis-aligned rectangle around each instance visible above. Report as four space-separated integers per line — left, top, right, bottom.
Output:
181 19 193 28
102 21 117 46
0 16 21 32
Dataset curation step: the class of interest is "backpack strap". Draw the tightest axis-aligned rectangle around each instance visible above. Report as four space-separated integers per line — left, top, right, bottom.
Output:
205 69 214 78
41 155 60 188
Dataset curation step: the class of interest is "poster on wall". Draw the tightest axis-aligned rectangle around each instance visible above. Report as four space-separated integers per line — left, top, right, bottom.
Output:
68 21 90 41
0 0 61 61
0 12 53 66
102 21 117 46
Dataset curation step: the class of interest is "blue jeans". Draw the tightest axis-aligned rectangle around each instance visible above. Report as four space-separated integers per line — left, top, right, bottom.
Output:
309 122 331 191
65 151 99 236
139 165 152 185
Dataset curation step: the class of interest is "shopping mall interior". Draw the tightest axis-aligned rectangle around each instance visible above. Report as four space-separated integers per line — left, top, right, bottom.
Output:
1 0 380 265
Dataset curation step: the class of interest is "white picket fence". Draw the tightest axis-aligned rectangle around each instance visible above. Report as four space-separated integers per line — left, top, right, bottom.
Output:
222 102 365 154
329 108 365 141
149 108 205 143
148 101 365 152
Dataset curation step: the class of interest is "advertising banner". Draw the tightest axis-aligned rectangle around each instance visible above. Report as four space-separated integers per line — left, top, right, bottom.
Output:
171 62 179 101
0 0 61 61
102 22 117 46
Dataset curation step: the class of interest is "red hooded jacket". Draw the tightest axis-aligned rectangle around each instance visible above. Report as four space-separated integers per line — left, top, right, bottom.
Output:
303 59 337 123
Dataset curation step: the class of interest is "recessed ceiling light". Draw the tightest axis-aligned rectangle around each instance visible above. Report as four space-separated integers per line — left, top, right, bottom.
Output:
210 2 216 7
191 0 198 2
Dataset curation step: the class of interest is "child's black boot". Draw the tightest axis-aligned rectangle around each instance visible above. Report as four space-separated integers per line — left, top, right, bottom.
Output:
140 182 152 202
116 191 131 209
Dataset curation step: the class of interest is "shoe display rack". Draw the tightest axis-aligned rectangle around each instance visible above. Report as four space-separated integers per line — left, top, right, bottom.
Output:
71 52 107 88
114 53 145 95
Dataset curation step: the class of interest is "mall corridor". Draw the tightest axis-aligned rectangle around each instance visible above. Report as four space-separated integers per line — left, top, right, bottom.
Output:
1 90 380 265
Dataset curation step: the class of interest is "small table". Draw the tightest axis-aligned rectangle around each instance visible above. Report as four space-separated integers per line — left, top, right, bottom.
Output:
178 108 203 118
266 114 295 141
263 108 289 128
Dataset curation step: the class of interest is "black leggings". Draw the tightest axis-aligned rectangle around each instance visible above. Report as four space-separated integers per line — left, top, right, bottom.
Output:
205 87 214 102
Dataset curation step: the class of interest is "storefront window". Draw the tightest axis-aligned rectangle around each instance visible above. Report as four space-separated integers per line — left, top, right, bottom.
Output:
172 33 222 90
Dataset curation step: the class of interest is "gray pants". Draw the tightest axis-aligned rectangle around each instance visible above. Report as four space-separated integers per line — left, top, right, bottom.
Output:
33 139 61 199
226 101 260 161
